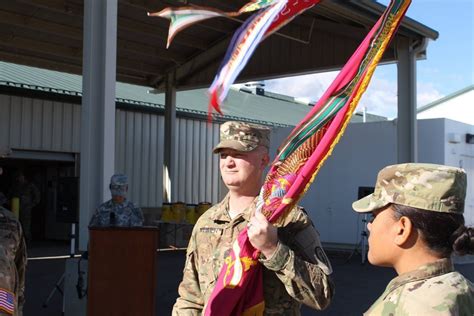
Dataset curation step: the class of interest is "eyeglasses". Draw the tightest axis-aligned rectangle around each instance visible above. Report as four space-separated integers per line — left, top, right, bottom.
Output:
110 184 127 190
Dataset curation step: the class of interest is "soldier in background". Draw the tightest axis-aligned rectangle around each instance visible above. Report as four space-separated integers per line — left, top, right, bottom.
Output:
10 171 40 243
173 121 334 314
352 163 474 315
0 192 27 316
89 174 144 227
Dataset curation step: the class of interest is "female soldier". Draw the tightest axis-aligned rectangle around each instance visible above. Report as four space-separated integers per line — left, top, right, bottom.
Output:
353 163 474 315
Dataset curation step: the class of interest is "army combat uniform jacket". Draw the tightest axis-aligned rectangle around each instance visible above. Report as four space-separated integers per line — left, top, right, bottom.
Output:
365 258 474 316
89 199 144 227
0 207 27 316
173 194 334 315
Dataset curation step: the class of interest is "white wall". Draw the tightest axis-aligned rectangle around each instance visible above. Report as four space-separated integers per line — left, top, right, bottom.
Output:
269 119 474 247
299 122 397 246
419 118 474 225
443 119 474 226
418 88 474 125
268 122 398 247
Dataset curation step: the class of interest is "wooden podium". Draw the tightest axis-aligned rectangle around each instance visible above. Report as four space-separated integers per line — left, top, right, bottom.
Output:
88 227 159 316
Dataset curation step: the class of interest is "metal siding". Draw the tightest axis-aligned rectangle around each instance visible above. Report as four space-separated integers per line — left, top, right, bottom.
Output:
151 115 164 207
72 105 81 150
9 96 21 147
172 118 221 204
0 93 221 207
147 115 158 206
115 110 166 207
185 120 193 202
198 122 206 202
124 111 135 192
212 124 220 202
115 110 126 176
41 100 53 150
175 119 186 201
132 113 141 201
0 94 11 148
140 113 150 204
0 94 81 153
20 97 33 148
52 101 63 152
62 103 74 152
31 99 43 149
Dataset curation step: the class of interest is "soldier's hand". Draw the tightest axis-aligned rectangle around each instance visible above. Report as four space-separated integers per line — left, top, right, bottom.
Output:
247 209 278 258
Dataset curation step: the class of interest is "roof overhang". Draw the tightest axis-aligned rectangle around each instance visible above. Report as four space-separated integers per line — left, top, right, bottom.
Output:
0 0 438 91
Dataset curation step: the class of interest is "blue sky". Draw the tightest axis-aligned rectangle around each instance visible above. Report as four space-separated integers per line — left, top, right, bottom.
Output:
263 0 474 119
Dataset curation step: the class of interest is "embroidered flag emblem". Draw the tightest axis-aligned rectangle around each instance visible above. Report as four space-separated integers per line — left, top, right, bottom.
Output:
0 288 15 314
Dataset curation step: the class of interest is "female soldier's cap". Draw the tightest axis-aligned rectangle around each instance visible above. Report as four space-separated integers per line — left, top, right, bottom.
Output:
352 163 467 214
213 121 271 153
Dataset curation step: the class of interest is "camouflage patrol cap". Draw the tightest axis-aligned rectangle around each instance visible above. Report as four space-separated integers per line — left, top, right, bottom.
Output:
353 163 467 214
213 121 271 153
110 174 128 196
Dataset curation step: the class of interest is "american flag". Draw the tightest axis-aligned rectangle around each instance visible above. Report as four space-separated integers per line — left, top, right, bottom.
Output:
0 288 15 314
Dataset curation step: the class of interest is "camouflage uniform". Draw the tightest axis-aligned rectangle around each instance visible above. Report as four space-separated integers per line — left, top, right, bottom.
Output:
88 199 144 227
173 195 334 315
89 174 144 227
173 121 334 315
0 205 27 316
10 181 40 242
365 258 474 315
353 163 474 315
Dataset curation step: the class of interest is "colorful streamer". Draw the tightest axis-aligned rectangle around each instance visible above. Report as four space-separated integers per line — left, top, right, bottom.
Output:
148 0 279 48
149 0 322 112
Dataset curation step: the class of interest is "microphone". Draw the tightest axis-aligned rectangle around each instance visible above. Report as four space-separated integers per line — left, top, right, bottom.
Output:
110 212 116 226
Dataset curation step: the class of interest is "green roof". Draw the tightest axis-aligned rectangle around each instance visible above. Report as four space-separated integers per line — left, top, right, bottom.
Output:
0 61 313 127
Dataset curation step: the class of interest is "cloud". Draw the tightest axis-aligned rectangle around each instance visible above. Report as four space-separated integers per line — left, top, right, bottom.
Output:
264 72 337 100
417 82 444 107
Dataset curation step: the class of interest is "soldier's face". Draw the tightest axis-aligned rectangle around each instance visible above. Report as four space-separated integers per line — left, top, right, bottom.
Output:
219 148 268 191
112 195 125 204
367 206 399 267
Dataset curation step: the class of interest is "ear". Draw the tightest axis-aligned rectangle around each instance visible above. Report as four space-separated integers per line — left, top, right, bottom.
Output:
261 152 270 169
393 216 414 246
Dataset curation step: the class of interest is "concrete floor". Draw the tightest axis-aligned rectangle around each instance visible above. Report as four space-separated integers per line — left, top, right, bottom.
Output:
24 241 474 316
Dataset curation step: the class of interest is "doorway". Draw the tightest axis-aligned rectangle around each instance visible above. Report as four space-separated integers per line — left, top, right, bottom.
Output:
0 157 76 243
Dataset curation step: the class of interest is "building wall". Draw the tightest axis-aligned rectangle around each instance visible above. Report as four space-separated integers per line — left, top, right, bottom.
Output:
0 93 223 210
3 92 472 242
172 118 221 205
0 94 81 153
443 119 474 226
274 119 474 248
418 119 446 164
418 89 474 125
298 121 398 247
115 109 166 208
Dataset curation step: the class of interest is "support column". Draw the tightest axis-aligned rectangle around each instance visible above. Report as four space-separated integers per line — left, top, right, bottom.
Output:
397 37 418 163
163 73 177 203
79 0 117 249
